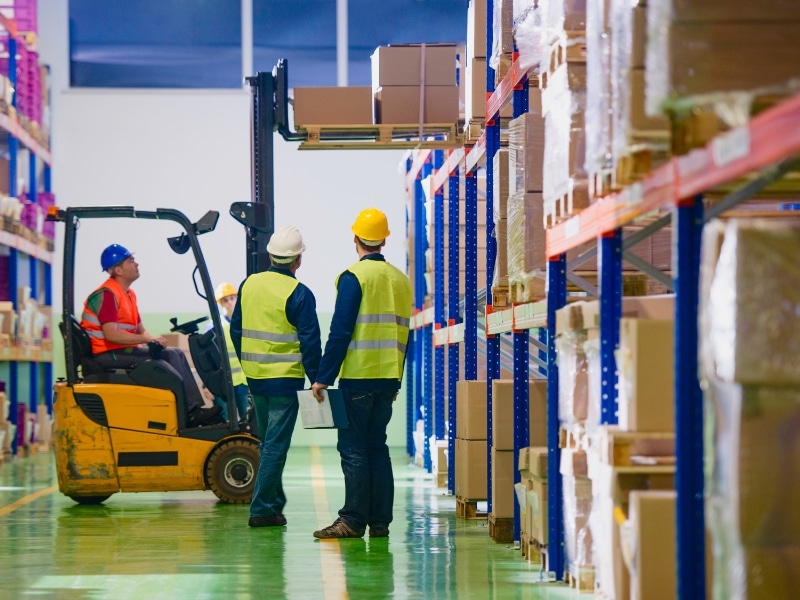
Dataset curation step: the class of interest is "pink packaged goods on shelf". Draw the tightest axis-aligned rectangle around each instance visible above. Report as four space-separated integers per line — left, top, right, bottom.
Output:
37 192 55 208
5 0 38 34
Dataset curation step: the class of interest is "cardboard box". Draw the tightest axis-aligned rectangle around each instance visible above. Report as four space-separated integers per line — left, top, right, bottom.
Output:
560 448 588 478
509 112 545 193
664 0 800 21
491 448 516 518
491 379 548 450
456 380 487 440
528 479 548 544
629 491 677 600
618 318 675 432
456 437 488 499
371 45 457 90
467 0 487 61
466 58 513 122
293 86 373 126
519 446 548 478
373 85 459 125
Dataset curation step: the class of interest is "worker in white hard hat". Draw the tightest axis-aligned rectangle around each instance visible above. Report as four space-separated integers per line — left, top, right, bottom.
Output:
204 282 251 423
230 225 321 528
311 208 412 540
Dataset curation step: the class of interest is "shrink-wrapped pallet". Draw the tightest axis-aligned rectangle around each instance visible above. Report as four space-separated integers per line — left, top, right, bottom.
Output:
509 109 545 193
555 330 589 424
490 0 514 72
702 219 800 385
506 192 546 289
562 474 593 573
584 0 612 182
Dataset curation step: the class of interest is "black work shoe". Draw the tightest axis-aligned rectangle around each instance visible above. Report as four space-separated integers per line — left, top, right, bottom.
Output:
189 405 224 427
369 526 390 538
313 518 365 539
249 514 287 527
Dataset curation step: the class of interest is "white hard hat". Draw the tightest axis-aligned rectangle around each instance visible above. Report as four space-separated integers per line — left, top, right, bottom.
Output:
267 225 306 262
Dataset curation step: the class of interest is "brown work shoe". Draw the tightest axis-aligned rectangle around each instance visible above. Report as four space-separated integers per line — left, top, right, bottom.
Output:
369 526 390 538
313 518 365 539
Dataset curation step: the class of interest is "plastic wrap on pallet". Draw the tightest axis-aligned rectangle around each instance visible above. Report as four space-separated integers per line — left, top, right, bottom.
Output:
702 219 800 385
509 111 545 193
514 6 545 71
583 332 601 436
587 459 622 600
556 330 589 424
584 0 612 178
512 0 536 25
704 379 800 600
490 0 514 70
562 474 594 570
506 191 547 287
542 64 587 206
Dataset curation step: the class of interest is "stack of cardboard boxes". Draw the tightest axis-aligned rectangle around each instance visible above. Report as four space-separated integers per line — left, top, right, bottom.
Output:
701 219 800 599
455 380 487 502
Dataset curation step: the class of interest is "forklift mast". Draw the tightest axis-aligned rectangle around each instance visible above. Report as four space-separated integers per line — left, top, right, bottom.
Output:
235 60 301 276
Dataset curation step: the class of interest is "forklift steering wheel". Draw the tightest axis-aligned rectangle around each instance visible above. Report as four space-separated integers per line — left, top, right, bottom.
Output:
169 316 209 335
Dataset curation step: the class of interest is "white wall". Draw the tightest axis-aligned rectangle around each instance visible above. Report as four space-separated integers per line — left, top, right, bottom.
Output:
39 0 410 315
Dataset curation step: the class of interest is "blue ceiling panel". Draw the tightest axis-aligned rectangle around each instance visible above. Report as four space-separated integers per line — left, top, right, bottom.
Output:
69 0 468 89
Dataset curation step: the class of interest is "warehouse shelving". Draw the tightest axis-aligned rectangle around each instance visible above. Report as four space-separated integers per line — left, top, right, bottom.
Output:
405 3 800 592
0 12 53 457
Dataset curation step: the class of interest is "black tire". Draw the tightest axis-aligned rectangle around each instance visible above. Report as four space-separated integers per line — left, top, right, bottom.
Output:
69 495 112 505
205 437 260 504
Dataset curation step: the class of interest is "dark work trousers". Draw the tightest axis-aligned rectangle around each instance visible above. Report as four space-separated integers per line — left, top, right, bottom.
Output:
92 345 204 412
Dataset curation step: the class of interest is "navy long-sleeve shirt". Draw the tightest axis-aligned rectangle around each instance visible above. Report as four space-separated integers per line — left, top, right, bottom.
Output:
230 266 321 397
316 254 408 394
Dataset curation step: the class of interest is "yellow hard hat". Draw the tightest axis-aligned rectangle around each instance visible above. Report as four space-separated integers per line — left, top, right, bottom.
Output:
214 282 237 303
352 208 390 243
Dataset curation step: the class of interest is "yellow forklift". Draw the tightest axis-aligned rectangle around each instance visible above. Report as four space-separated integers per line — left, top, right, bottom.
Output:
50 206 260 505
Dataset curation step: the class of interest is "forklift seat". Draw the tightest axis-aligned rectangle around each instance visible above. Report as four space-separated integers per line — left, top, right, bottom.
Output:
60 315 190 429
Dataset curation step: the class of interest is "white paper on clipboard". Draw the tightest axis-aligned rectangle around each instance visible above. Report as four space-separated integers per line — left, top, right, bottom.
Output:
298 389 334 428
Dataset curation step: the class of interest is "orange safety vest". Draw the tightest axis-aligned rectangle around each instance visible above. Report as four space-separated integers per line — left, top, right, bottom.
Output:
80 277 141 354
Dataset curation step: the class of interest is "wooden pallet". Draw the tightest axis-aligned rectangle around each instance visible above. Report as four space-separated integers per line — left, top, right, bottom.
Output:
521 534 547 566
565 565 596 594
544 184 592 228
509 274 546 305
488 513 514 543
297 122 462 150
542 30 586 80
456 496 487 520
597 427 675 467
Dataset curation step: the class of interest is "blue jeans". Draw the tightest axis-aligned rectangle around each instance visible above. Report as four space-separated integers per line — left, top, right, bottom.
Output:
214 384 250 421
337 389 394 531
249 394 298 518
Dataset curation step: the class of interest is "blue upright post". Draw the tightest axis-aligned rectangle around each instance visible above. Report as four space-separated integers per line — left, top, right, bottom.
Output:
511 58 530 541
433 151 446 450
413 159 429 463
547 254 567 580
599 230 622 424
405 187 415 458
447 168 460 494
29 256 38 414
512 327 529 541
675 196 705 600
420 156 434 473
464 172 478 381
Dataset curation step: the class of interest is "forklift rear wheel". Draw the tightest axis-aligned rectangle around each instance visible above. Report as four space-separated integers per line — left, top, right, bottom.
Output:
205 438 260 504
69 495 112 505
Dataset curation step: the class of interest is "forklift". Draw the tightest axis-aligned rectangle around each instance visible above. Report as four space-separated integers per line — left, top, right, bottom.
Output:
51 206 260 505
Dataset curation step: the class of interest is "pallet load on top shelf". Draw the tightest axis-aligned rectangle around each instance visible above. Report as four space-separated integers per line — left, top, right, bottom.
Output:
646 0 800 155
700 219 800 600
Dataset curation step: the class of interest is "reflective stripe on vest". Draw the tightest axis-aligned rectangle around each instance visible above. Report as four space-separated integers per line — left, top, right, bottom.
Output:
239 271 304 380
80 277 141 354
222 323 247 386
338 259 412 381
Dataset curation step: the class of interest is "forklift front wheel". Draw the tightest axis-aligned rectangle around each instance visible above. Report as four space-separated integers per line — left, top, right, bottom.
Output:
69 495 112 505
205 437 260 504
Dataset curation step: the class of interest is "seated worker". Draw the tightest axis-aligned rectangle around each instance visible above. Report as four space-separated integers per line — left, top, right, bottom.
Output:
208 281 251 422
80 243 224 428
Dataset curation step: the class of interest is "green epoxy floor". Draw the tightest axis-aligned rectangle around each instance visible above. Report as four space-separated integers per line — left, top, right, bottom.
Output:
0 447 581 599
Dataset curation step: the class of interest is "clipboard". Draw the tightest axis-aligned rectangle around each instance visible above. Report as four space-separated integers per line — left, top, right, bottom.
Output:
297 388 349 429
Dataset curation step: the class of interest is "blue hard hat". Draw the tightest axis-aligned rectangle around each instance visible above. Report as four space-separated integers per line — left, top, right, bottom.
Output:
100 244 133 271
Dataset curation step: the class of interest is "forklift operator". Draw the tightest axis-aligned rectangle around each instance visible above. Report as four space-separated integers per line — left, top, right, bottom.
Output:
80 244 224 428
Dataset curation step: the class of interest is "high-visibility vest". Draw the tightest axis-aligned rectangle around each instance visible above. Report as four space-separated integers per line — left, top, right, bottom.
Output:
239 271 304 380
221 321 247 386
338 259 412 380
80 277 140 354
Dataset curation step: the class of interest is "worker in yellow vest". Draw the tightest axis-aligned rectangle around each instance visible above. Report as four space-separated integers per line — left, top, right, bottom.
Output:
210 282 251 422
230 226 321 528
311 208 413 539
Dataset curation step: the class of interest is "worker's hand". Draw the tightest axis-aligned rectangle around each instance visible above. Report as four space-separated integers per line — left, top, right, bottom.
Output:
152 335 167 346
201 387 215 402
392 393 398 403
311 382 328 403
